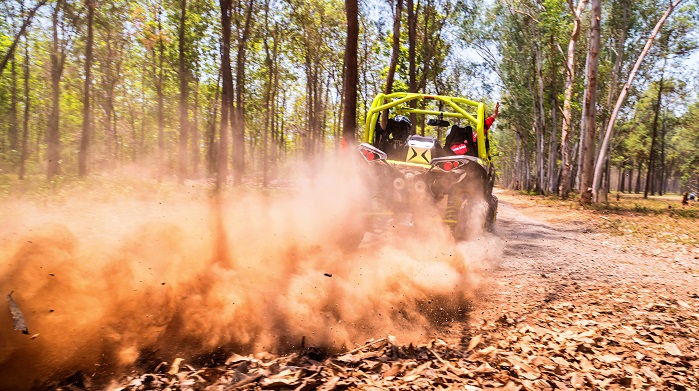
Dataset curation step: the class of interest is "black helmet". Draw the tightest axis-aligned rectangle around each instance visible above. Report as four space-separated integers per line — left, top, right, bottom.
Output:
393 115 411 126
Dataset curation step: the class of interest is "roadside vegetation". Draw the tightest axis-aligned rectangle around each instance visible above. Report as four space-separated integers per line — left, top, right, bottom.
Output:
497 188 699 247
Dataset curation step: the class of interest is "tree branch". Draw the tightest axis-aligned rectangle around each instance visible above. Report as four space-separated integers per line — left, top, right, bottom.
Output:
0 0 48 75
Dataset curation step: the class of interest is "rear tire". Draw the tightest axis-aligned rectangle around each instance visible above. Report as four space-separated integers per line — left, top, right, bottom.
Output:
448 191 491 240
485 195 498 233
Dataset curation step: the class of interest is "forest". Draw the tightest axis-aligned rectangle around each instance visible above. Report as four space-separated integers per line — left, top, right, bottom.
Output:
0 0 698 203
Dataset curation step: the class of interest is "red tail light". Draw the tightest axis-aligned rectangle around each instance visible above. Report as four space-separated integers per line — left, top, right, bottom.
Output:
439 160 462 171
357 143 387 162
430 156 468 171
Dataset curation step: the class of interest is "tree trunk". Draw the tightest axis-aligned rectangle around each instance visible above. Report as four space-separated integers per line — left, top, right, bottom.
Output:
343 0 359 145
576 40 591 192
139 55 147 160
618 166 624 193
232 0 255 186
47 0 67 180
644 75 664 198
407 0 417 133
635 160 642 193
18 36 30 180
534 43 546 193
306 59 315 151
271 26 279 162
579 0 601 204
128 101 137 162
381 0 403 129
208 71 221 174
546 35 558 195
79 0 94 176
178 0 189 183
514 130 522 190
336 66 345 149
217 0 233 190
10 48 19 153
262 0 272 186
155 6 165 176
592 0 682 201
385 0 403 95
660 108 666 195
192 77 200 177
103 30 116 167
279 90 286 156
417 0 442 99
559 0 588 198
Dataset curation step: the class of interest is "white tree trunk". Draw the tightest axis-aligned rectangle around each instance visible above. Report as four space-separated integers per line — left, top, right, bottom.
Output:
558 0 589 198
579 0 601 204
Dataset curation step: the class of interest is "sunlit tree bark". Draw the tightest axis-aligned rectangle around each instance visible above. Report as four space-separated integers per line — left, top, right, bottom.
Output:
579 0 601 204
559 0 588 199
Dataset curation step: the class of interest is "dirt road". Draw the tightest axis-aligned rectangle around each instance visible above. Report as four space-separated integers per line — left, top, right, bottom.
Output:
481 191 699 322
458 192 699 389
90 192 699 389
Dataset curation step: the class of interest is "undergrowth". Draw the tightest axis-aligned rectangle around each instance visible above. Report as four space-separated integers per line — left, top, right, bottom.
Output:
502 188 699 246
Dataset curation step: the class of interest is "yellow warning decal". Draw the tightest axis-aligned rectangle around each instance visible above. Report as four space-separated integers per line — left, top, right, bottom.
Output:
406 146 431 164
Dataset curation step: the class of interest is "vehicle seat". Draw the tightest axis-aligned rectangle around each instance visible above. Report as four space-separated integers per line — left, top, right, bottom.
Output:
385 117 411 160
444 124 477 157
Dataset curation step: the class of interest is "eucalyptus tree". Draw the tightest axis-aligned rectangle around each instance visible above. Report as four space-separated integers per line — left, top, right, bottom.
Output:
578 0 600 204
592 0 688 201
558 0 588 199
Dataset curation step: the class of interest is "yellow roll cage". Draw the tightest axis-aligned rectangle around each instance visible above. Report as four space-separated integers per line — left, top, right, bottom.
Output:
364 93 490 163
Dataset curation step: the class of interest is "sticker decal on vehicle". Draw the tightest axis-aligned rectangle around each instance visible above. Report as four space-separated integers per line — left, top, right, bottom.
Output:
406 147 431 164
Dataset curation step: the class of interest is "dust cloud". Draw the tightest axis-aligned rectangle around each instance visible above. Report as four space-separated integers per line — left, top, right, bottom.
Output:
0 156 503 389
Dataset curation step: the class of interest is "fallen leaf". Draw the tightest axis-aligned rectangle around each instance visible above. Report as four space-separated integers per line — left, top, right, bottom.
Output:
467 346 496 361
570 372 584 388
467 334 482 352
168 358 184 375
663 342 682 356
598 354 621 364
641 366 661 384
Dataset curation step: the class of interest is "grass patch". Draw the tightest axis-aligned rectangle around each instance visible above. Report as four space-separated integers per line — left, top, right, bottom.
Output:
0 173 214 204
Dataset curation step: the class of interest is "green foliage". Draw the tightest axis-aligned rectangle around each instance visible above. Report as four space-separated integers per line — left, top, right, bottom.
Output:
0 0 696 190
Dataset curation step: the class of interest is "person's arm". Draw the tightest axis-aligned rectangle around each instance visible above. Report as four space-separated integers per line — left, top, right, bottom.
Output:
484 102 500 131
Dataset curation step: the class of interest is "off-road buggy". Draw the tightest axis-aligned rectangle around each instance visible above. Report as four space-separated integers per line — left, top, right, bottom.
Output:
351 93 498 245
